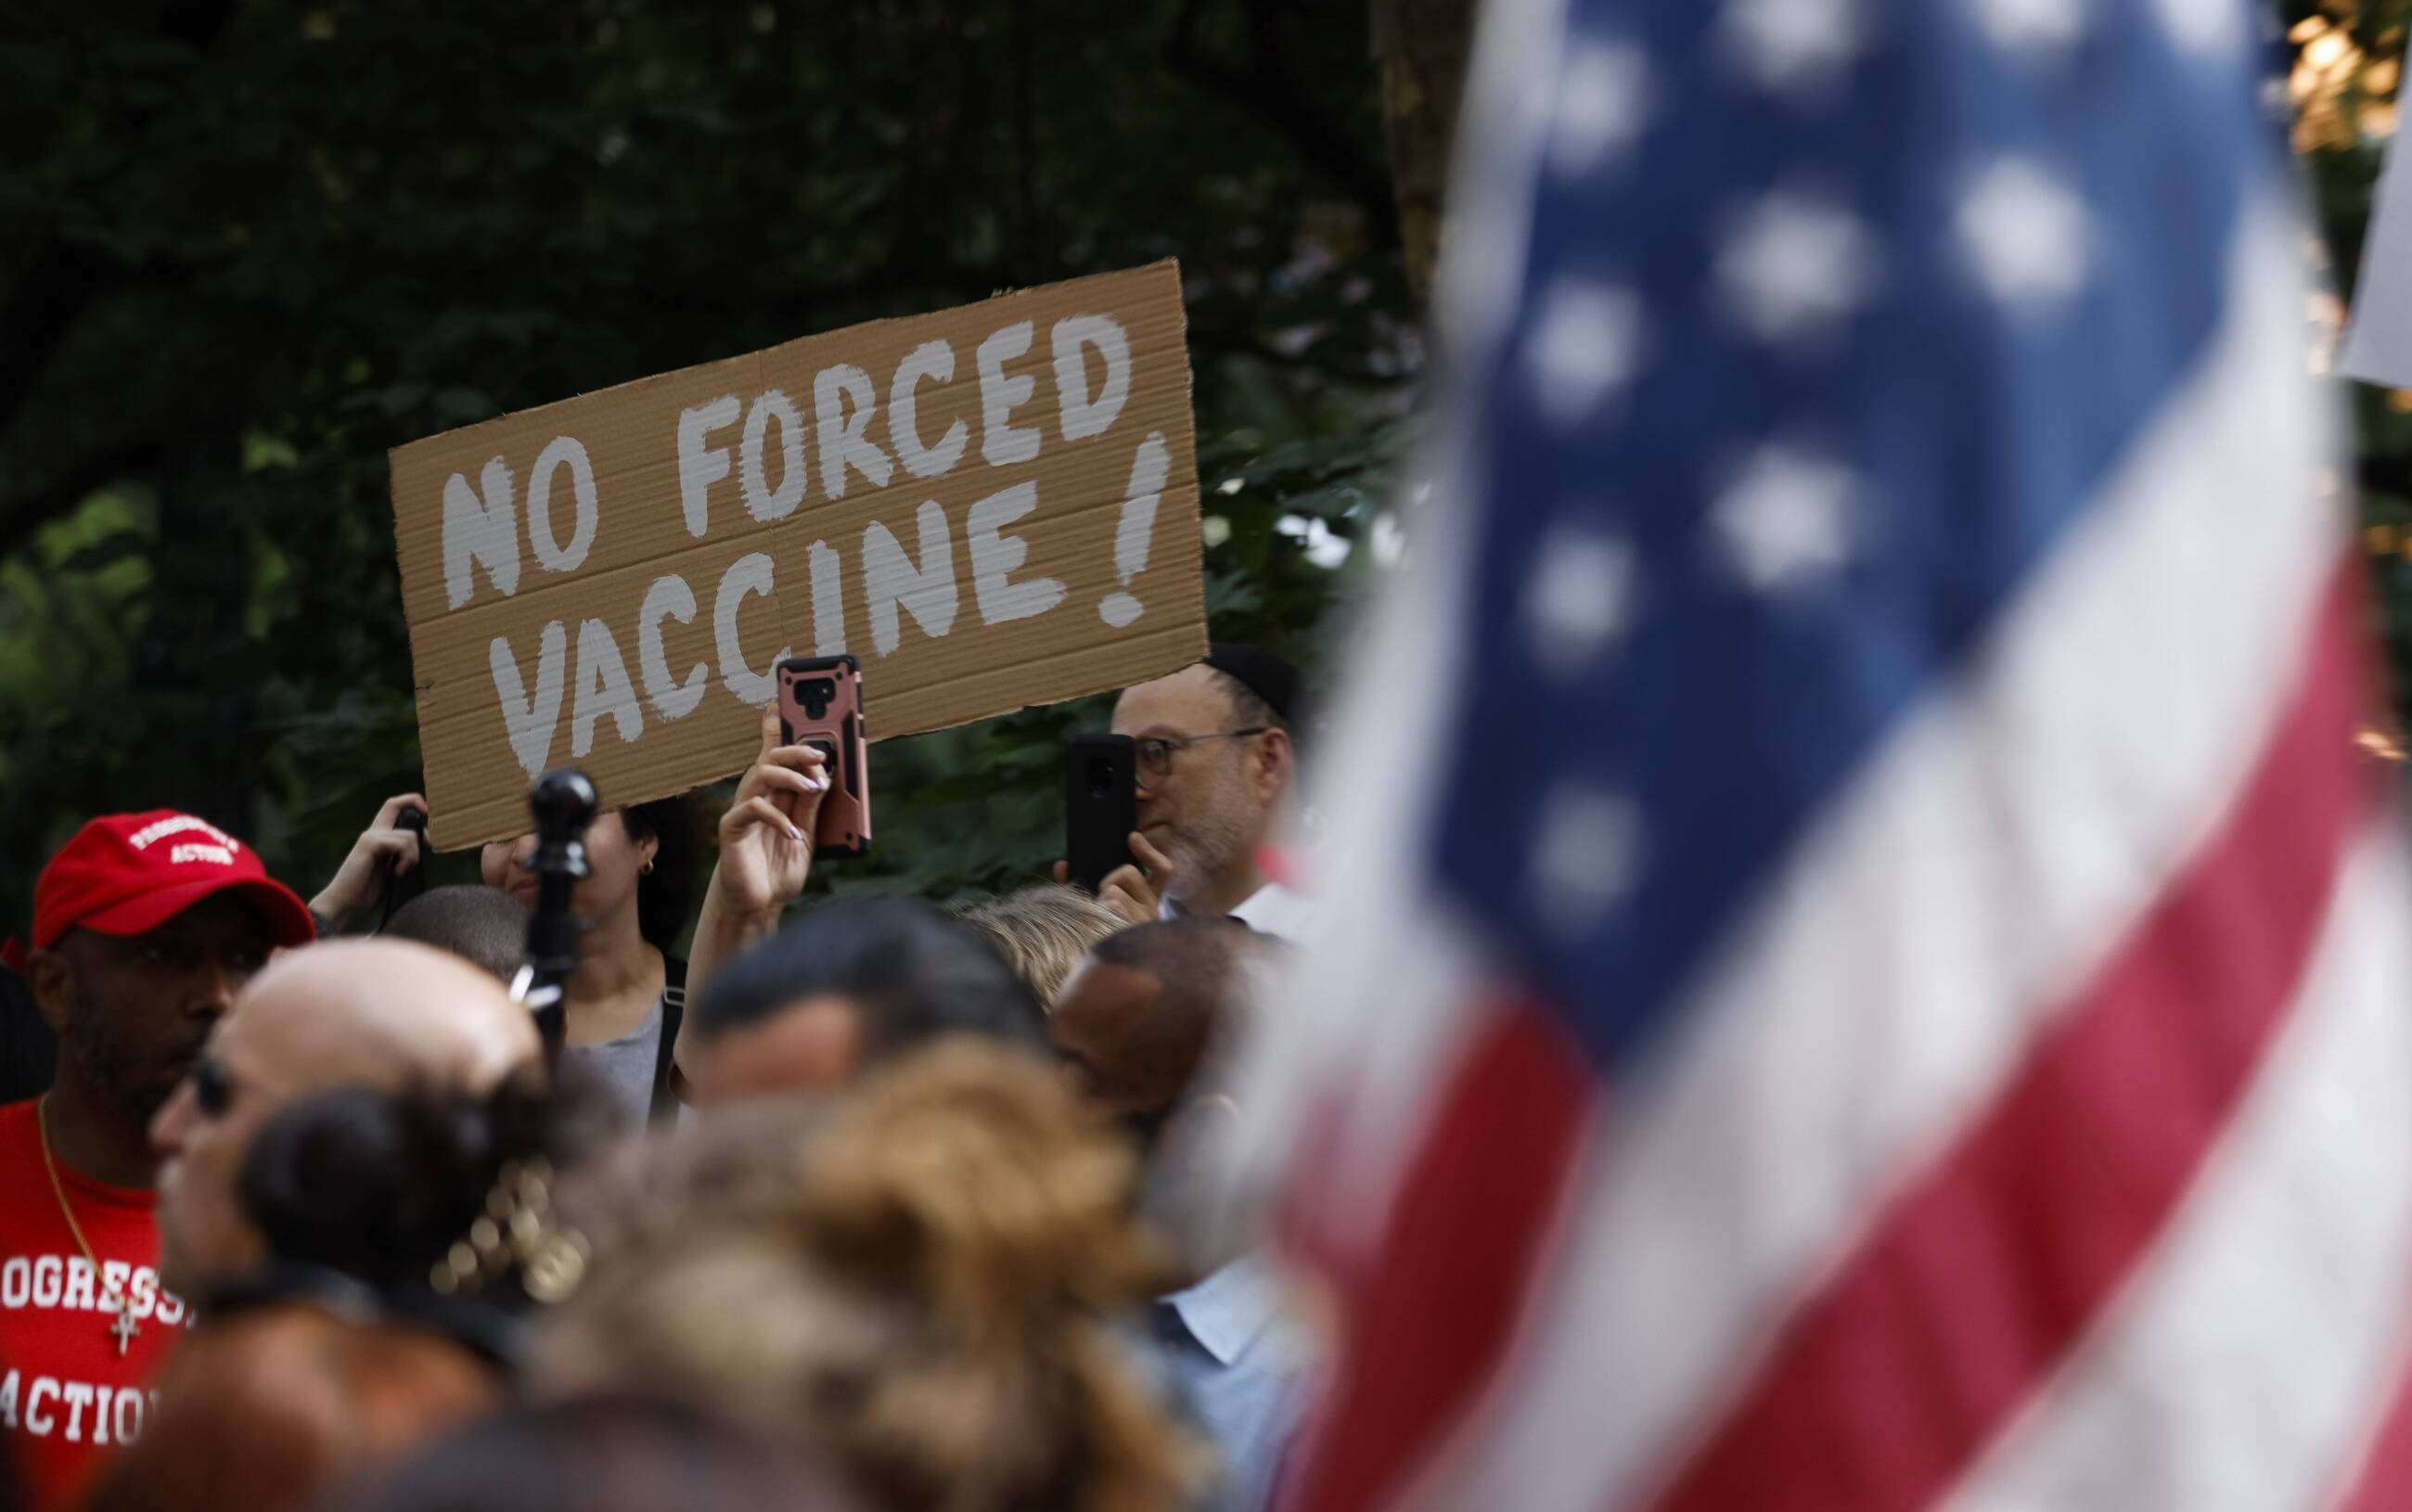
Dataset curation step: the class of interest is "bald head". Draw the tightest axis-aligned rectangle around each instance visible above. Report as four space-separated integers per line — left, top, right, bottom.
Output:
149 939 540 1297
228 939 536 1099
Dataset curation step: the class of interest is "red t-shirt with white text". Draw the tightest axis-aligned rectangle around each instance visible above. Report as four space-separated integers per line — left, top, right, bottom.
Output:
0 1099 186 1510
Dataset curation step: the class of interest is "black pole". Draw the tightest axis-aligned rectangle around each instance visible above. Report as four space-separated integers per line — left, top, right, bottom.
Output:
511 768 597 1058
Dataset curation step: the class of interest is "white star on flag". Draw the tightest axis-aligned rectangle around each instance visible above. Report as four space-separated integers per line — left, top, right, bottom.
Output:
1524 279 1644 427
1713 443 1857 591
1523 521 1639 679
1715 187 1881 347
1721 0 1866 97
1548 40 1653 179
1526 783 1645 937
1957 156 2092 308
1973 0 2088 57
2152 0 2244 56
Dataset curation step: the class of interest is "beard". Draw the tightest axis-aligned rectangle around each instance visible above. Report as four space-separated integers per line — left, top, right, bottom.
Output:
1158 761 1260 909
63 985 177 1132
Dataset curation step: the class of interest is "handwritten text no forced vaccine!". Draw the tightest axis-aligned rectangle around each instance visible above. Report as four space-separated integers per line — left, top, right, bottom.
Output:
389 262 1206 851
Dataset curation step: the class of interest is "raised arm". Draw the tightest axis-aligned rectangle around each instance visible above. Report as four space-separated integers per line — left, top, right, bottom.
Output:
671 706 827 1086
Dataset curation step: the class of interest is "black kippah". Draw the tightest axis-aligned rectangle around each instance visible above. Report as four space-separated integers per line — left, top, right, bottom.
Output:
1204 642 1299 724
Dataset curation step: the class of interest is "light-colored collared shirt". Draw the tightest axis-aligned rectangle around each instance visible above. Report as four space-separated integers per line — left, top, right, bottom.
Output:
1155 1252 1316 1512
1161 880 1317 942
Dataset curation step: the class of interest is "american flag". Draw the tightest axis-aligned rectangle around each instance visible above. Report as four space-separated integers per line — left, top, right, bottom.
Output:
1228 0 2412 1509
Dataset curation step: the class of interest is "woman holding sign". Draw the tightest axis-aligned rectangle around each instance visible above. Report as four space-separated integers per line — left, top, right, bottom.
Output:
312 795 699 1131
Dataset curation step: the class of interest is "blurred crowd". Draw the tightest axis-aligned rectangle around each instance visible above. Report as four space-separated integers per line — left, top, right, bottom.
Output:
0 644 1319 1512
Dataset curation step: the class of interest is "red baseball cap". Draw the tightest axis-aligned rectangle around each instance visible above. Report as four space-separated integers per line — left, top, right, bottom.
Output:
1 811 316 972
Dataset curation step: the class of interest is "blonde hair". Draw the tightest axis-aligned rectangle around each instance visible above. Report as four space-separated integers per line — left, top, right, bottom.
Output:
535 1041 1203 1512
956 885 1124 1009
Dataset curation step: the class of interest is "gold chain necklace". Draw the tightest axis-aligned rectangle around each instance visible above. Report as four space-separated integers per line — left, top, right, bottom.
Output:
34 1097 141 1358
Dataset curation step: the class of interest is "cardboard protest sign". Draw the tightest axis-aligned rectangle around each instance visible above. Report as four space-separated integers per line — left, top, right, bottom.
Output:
390 261 1205 851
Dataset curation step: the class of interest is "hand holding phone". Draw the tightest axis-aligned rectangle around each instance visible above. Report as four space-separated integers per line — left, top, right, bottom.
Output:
715 704 830 920
777 657 870 859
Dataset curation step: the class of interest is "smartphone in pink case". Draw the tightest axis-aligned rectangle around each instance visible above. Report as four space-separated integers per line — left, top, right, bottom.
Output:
776 656 870 859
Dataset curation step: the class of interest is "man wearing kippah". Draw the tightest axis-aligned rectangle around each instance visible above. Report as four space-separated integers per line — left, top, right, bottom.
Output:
0 813 314 1510
1072 643 1315 940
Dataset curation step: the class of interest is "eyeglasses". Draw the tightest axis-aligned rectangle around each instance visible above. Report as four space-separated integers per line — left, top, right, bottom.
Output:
1134 728 1268 788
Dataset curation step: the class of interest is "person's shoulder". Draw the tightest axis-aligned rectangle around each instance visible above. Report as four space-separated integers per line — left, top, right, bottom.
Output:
92 1312 351 1512
1227 882 1317 941
160 1305 494 1445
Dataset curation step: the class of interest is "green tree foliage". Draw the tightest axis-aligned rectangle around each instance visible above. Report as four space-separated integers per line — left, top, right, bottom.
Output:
0 0 1416 928
2290 1 2412 724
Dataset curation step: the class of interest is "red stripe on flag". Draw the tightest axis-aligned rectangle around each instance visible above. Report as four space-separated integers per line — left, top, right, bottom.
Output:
1277 995 1593 1512
2328 1292 2412 1512
1646 562 2380 1512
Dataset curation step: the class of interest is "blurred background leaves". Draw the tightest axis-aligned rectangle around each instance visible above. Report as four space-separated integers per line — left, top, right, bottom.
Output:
0 0 1426 927
12 0 2400 933
2291 0 2412 733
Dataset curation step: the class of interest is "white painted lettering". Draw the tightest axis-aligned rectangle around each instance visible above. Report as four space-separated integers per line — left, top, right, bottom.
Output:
808 541 848 656
889 340 969 479
0 1370 16 1430
525 436 599 572
31 1256 59 1310
126 816 237 852
26 1377 56 1438
739 391 808 522
156 1290 185 1327
964 481 1066 625
442 458 520 609
637 575 708 720
1099 431 1171 629
62 1258 93 1313
570 619 644 757
129 1268 158 1321
861 500 959 656
100 1262 129 1309
676 394 741 538
977 322 1042 467
3 1258 30 1309
61 1382 91 1443
1051 314 1133 441
112 1388 142 1446
713 553 789 706
815 365 893 497
488 622 569 777
167 843 235 866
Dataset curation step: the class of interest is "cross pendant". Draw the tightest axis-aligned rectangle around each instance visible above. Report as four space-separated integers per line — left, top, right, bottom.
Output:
109 1308 138 1357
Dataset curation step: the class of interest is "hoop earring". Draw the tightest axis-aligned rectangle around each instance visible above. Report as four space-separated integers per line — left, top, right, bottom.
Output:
640 858 655 876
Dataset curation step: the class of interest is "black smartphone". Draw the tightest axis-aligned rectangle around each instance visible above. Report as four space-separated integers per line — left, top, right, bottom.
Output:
1063 734 1137 893
377 807 430 931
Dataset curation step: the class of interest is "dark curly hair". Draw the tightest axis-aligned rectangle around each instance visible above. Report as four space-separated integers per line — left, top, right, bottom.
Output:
234 1068 614 1306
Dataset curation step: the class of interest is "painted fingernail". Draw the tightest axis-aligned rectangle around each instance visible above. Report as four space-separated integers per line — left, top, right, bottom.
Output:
784 821 805 841
804 775 827 791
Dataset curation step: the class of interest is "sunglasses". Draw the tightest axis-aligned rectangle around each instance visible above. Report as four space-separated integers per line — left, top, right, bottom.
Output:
190 1057 237 1120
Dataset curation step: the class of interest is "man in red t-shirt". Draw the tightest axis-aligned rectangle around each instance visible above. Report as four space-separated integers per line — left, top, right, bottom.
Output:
0 813 314 1509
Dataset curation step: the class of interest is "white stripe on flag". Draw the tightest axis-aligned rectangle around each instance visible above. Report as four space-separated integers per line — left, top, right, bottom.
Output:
1414 194 2341 1512
1929 818 2412 1512
1215 442 1493 1260
1216 0 1579 1257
